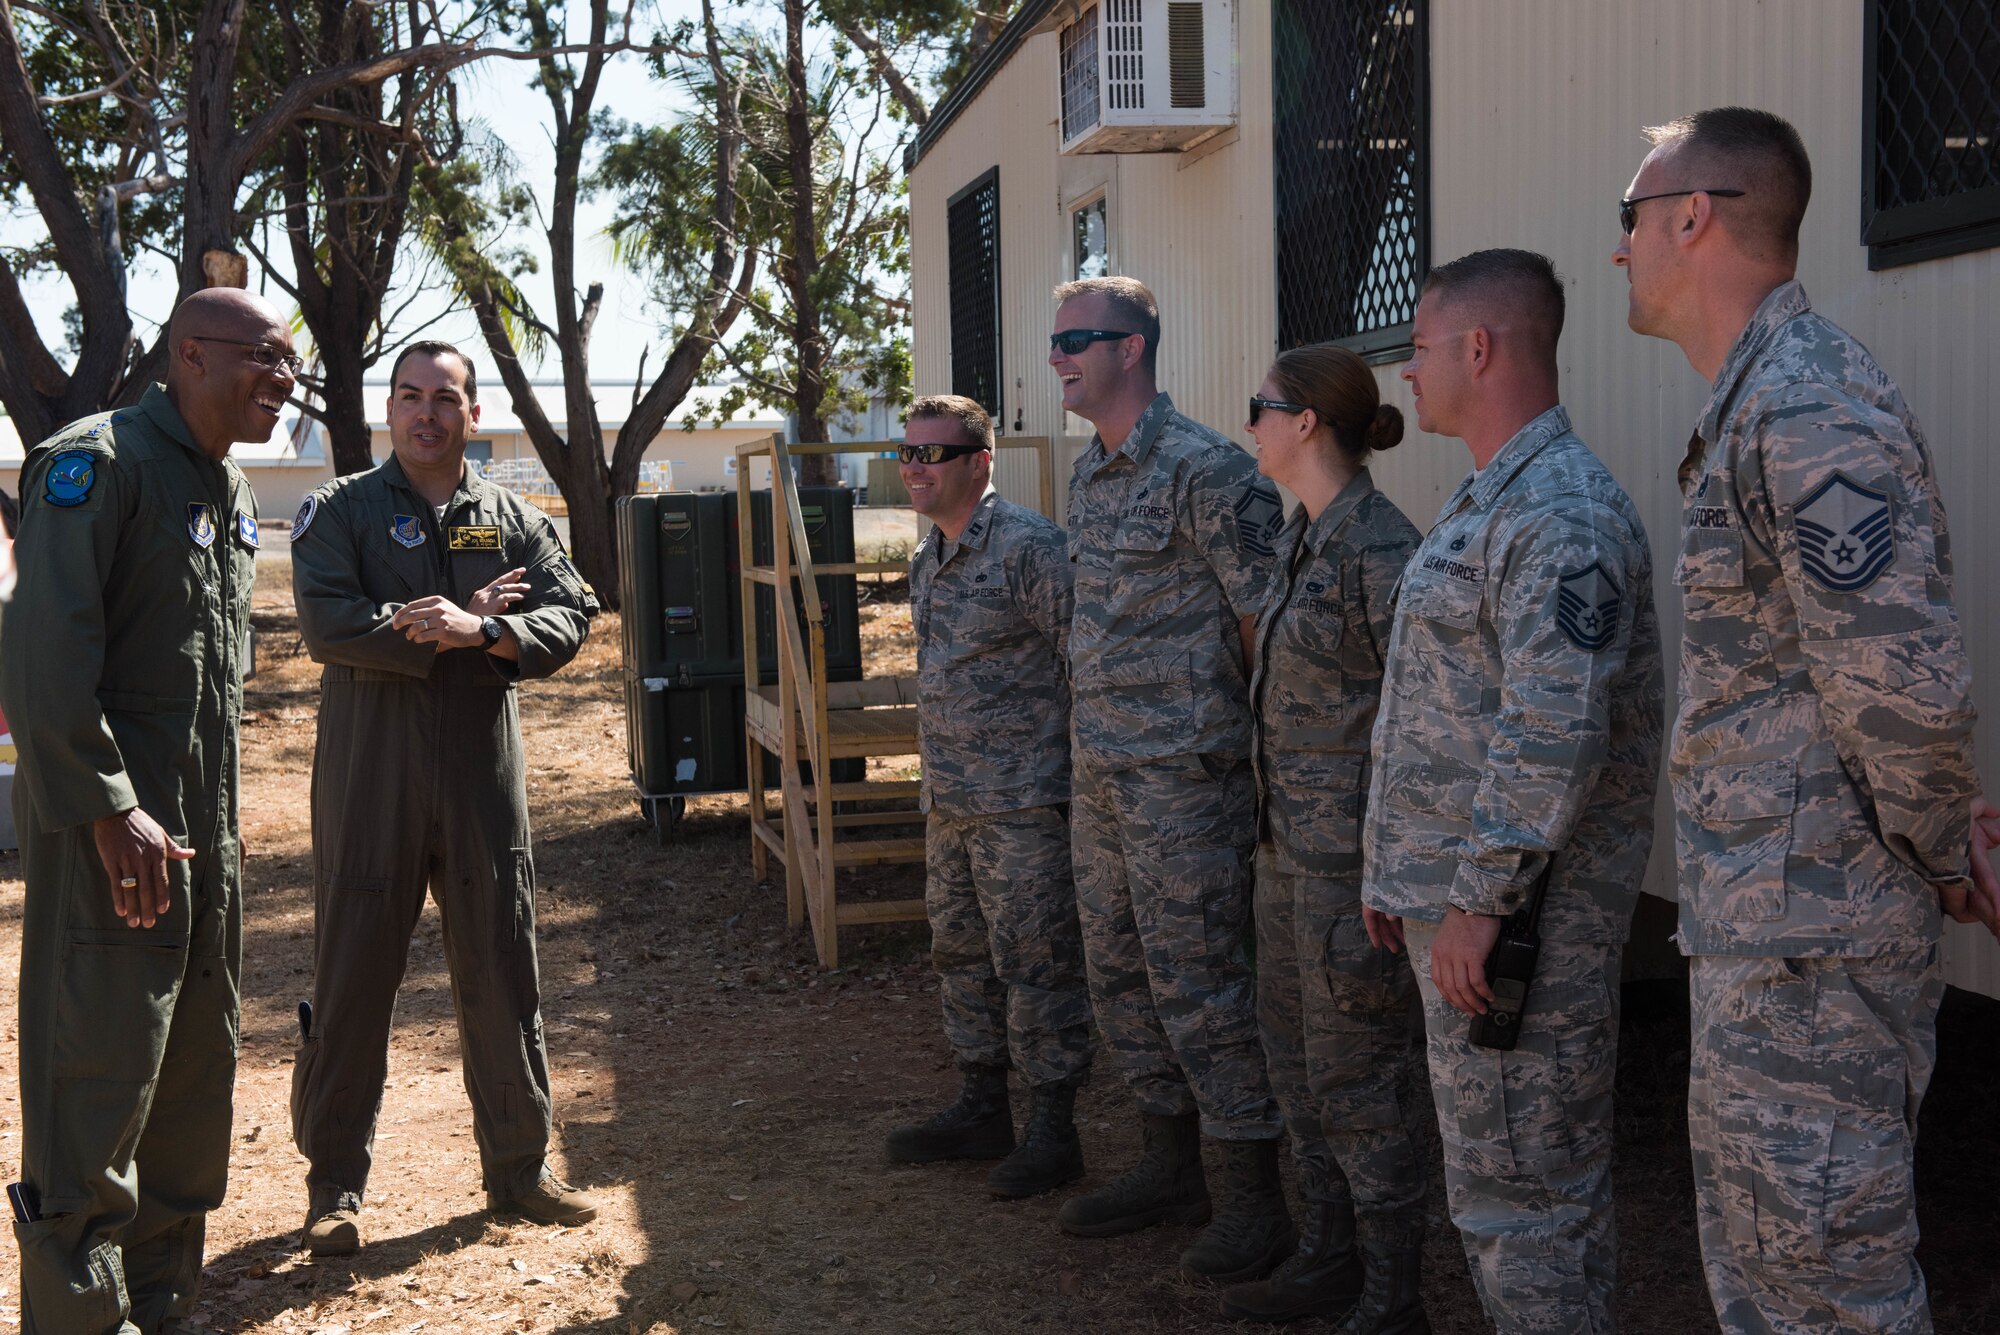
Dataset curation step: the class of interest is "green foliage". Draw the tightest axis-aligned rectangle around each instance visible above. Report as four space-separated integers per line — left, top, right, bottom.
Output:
600 19 913 435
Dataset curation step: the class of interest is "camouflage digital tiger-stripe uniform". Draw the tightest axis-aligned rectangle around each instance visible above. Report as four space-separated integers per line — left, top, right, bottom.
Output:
1670 281 1977 1335
1249 470 1425 1223
912 489 1090 1087
1067 392 1286 1139
1363 406 1664 1333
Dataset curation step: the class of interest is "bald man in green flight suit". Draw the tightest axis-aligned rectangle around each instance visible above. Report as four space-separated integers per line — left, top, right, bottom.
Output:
2 288 291 1335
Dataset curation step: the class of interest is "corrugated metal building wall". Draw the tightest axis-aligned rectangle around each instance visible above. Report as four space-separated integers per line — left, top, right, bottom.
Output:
910 0 2000 996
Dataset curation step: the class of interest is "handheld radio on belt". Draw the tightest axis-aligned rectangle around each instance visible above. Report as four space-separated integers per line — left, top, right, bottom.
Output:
1468 855 1556 1051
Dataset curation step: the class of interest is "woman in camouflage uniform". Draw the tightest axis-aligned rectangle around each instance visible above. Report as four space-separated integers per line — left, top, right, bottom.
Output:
1221 346 1429 1332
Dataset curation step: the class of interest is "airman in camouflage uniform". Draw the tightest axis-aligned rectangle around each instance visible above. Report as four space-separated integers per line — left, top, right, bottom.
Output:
1367 252 1663 1335
1053 303 1290 1282
1617 109 1981 1335
1226 467 1425 1326
886 397 1092 1199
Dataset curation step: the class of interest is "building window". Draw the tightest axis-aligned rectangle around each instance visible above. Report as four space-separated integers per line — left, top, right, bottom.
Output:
1863 0 2000 269
1272 0 1427 361
947 167 1003 419
1073 196 1110 279
466 440 494 465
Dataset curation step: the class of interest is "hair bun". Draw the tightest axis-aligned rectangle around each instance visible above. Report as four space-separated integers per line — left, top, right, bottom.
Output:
1363 403 1405 452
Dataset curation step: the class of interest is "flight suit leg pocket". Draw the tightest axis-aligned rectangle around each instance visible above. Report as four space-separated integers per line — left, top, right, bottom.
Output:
1676 758 1796 925
53 938 182 1083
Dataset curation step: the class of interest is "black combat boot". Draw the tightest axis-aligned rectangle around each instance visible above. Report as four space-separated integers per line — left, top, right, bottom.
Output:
1217 1193 1363 1321
1335 1215 1430 1335
1180 1138 1297 1284
885 1065 1015 1163
987 1080 1085 1198
1056 1111 1209 1236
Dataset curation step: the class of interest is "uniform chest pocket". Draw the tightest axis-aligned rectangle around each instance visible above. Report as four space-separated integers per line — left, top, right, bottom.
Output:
1276 592 1346 660
1399 573 1483 630
1115 506 1176 553
1675 527 1746 589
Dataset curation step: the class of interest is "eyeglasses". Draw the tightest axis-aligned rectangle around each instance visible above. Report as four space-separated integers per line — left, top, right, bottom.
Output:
897 442 987 465
1249 395 1309 425
1049 329 1133 355
1619 188 1746 235
190 336 306 376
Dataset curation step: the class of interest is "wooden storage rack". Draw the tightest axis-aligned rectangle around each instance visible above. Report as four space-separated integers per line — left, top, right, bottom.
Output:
737 432 1056 967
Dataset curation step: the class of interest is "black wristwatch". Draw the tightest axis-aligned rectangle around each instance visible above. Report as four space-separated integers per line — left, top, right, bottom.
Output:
479 616 504 649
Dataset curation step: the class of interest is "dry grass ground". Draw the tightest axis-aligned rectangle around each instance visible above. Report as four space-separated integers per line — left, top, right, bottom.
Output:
0 556 1993 1334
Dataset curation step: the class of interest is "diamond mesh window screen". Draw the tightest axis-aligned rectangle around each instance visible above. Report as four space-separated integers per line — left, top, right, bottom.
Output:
1864 0 2000 269
947 168 1003 419
1272 0 1427 359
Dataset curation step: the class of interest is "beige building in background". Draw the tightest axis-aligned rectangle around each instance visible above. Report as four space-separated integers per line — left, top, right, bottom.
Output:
908 0 2000 995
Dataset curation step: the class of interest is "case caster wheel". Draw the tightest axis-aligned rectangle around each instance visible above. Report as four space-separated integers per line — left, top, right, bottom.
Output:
647 795 687 846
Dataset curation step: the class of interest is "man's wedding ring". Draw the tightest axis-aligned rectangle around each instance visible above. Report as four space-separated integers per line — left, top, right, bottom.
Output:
119 876 139 888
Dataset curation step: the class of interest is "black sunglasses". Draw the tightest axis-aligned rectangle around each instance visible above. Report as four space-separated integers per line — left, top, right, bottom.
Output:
1249 395 1309 425
1049 328 1134 355
898 442 987 465
1619 188 1745 235
189 335 306 376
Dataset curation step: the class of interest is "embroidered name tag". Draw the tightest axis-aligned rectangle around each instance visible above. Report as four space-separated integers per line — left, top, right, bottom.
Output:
449 525 501 551
1420 552 1484 585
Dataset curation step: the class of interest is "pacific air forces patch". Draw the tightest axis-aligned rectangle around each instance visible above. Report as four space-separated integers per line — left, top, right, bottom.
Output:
187 502 217 548
1555 560 1621 653
1793 471 1894 593
43 450 98 508
1235 483 1285 559
390 514 426 549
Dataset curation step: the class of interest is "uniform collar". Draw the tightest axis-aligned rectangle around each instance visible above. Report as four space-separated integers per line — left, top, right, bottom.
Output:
381 451 486 514
1696 278 1811 446
1092 392 1176 467
930 488 1001 564
1462 404 1572 511
1302 468 1379 555
137 383 203 458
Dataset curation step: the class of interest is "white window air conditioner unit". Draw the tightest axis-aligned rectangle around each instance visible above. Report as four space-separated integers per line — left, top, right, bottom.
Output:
1057 0 1236 155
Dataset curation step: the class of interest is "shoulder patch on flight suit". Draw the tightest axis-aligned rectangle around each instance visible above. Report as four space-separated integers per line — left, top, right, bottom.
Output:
42 450 99 507
449 525 501 551
290 495 318 542
235 511 260 549
1556 560 1621 652
1793 471 1894 593
187 502 217 548
1235 483 1285 558
390 514 426 549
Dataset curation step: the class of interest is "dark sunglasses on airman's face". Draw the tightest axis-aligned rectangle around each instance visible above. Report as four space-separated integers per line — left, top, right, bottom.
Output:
898 443 986 465
1248 395 1308 425
1049 329 1133 355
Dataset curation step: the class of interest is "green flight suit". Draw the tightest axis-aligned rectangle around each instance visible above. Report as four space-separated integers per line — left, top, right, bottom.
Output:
0 386 256 1335
286 455 595 1204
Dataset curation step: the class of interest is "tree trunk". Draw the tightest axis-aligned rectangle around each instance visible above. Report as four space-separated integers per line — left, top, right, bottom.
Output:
784 0 837 487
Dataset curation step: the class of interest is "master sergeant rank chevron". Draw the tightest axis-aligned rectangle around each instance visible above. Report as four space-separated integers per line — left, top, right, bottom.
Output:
1792 470 1894 593
1555 560 1621 653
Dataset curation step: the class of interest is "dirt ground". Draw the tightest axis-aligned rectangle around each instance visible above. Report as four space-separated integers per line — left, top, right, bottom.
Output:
0 558 1994 1334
